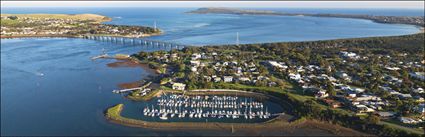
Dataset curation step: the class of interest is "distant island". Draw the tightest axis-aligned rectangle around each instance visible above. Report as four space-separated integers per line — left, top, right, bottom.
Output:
188 8 425 27
0 14 161 38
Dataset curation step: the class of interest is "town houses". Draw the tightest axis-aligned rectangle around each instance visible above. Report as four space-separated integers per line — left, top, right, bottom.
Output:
133 32 424 131
1 15 159 37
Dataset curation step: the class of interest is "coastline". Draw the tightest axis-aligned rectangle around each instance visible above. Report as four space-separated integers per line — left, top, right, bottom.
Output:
0 35 79 39
188 8 424 28
1 13 163 39
0 31 163 39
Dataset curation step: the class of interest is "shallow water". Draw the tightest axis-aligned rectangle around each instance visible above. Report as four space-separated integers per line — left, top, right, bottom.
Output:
1 7 423 136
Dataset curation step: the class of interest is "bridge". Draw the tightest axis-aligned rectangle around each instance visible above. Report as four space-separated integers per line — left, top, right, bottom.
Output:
83 35 187 49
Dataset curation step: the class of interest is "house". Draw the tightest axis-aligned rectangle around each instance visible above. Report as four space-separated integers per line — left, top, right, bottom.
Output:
191 53 201 60
355 105 375 113
398 94 413 99
190 60 200 66
268 61 288 69
315 90 328 98
268 82 277 87
346 91 357 98
414 96 424 102
399 117 419 124
201 76 210 82
335 71 350 80
223 76 233 83
340 51 359 59
191 66 197 72
170 53 178 59
214 77 222 82
377 111 396 119
385 66 401 71
238 77 250 82
354 94 381 102
353 87 365 93
289 73 301 81
172 83 186 91
409 72 425 81
413 88 424 93
323 99 342 108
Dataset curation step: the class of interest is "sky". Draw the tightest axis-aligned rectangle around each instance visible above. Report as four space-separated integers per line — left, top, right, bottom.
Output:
1 1 424 9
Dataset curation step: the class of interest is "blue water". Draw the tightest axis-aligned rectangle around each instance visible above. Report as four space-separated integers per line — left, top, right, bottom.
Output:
1 7 423 136
1 7 421 45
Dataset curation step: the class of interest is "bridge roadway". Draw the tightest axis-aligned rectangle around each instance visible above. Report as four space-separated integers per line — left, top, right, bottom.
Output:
83 35 187 49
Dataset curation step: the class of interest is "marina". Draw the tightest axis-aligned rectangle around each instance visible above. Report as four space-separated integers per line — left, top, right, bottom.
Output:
121 94 285 123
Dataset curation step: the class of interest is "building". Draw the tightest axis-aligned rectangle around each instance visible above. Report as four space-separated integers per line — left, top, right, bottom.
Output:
355 105 375 113
315 90 329 98
377 111 396 119
223 76 233 83
399 117 419 124
418 104 425 116
172 83 186 91
190 60 201 66
410 72 425 81
268 61 288 69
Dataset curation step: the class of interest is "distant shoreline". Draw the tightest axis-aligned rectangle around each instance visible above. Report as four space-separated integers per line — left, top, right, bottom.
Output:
0 32 163 39
188 8 425 28
0 13 162 39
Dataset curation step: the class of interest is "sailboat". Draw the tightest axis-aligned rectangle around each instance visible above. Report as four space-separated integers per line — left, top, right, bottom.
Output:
160 113 168 120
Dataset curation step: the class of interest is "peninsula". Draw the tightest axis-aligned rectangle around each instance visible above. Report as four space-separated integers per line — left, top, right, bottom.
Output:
109 33 425 136
187 8 425 27
0 14 161 38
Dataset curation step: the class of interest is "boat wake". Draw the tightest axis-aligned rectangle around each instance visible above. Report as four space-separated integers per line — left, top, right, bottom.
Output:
193 23 210 28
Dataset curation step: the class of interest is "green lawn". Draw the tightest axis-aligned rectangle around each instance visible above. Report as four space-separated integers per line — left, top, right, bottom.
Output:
216 83 313 102
127 89 160 101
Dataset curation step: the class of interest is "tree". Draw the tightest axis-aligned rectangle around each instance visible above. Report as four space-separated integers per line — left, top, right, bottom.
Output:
367 114 380 125
326 81 336 96
89 29 96 34
7 16 18 20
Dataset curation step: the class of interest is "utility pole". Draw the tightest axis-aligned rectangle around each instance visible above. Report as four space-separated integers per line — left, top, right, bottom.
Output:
236 32 239 46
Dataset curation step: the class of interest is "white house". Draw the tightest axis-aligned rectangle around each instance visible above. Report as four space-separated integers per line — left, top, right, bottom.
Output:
399 117 418 124
223 76 233 83
172 83 186 91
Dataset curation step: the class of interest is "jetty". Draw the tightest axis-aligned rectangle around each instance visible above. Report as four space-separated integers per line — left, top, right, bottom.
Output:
112 82 152 93
113 87 145 93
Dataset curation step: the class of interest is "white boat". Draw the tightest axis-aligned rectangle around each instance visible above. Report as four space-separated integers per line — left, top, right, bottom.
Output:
160 113 168 120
